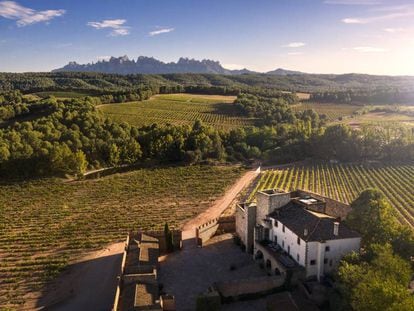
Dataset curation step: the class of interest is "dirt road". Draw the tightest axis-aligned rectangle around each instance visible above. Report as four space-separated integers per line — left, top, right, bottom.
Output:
182 168 260 232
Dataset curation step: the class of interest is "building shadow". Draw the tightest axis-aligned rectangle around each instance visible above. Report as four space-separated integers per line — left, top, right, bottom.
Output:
36 252 123 311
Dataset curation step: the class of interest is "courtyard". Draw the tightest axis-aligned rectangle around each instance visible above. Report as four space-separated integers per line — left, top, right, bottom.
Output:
158 233 267 311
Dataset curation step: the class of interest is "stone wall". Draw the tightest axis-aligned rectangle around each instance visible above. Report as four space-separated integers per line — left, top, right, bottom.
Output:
217 216 236 233
123 271 157 285
197 218 220 244
256 191 291 225
112 235 128 311
197 216 238 245
144 230 182 254
215 275 285 301
236 203 257 253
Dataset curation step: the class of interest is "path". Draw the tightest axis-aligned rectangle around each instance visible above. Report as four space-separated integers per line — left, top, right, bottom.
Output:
35 242 125 311
181 167 260 246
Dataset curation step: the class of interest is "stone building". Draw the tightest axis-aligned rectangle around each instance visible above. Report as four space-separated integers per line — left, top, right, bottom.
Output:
236 189 361 281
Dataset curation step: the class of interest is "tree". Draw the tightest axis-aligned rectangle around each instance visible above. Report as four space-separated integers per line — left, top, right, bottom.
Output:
73 150 88 176
121 139 142 164
164 223 174 253
346 188 399 246
108 143 120 166
337 244 413 311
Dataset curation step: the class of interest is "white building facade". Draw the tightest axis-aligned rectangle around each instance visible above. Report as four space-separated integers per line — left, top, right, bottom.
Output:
237 189 361 281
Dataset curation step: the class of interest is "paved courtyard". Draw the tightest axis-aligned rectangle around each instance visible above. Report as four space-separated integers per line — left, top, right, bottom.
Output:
158 233 267 311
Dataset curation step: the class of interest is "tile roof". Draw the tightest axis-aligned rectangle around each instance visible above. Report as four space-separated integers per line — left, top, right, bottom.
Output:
268 202 360 242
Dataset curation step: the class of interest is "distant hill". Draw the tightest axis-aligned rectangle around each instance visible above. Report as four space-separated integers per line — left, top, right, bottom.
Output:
54 56 233 74
266 68 305 75
53 55 299 76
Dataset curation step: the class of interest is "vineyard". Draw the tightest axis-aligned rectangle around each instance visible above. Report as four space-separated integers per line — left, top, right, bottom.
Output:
30 91 94 99
248 163 414 228
292 102 361 121
98 94 255 131
0 165 244 309
344 111 414 129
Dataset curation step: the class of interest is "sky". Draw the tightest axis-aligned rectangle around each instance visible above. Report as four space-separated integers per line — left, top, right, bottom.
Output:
1 0 414 75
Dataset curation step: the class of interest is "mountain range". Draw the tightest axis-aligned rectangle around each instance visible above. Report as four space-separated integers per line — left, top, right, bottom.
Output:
53 56 304 75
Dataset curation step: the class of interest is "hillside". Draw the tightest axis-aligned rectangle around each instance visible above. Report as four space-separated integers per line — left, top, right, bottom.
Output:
3 72 414 94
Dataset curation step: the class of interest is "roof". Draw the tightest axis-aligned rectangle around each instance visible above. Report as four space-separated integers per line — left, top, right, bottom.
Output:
138 233 159 266
268 202 360 242
134 283 159 309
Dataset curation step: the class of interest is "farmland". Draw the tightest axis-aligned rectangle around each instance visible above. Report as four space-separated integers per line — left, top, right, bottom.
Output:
98 93 255 131
248 163 414 227
0 165 244 309
344 110 414 129
292 102 362 121
30 91 95 99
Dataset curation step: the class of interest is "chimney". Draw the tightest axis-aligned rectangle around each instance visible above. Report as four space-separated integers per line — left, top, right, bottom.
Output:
333 222 339 236
304 228 308 237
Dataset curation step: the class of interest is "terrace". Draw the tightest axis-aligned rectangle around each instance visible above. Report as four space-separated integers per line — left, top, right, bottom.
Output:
254 239 305 285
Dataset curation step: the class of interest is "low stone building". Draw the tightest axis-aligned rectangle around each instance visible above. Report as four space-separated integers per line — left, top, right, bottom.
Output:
114 232 176 311
236 189 361 281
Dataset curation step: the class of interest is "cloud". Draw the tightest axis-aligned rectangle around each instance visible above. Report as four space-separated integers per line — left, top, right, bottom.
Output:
325 0 380 4
0 1 65 26
87 19 130 36
282 42 306 48
342 18 366 24
384 27 405 33
342 4 414 24
149 27 174 36
287 52 304 56
353 46 386 52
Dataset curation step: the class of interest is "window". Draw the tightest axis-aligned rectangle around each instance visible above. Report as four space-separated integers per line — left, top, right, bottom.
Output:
288 246 290 254
310 260 316 265
325 246 330 252
264 228 270 241
329 260 333 267
274 220 278 227
282 225 285 233
324 258 328 264
274 235 277 244
297 254 300 262
297 236 301 245
282 241 284 248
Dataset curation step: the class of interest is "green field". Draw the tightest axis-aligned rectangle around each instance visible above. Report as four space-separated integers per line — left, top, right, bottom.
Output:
249 163 414 228
0 165 244 309
292 102 362 121
98 93 255 131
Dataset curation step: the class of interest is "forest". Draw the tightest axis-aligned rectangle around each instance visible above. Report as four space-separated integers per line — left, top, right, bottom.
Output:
0 88 413 177
2 71 414 98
